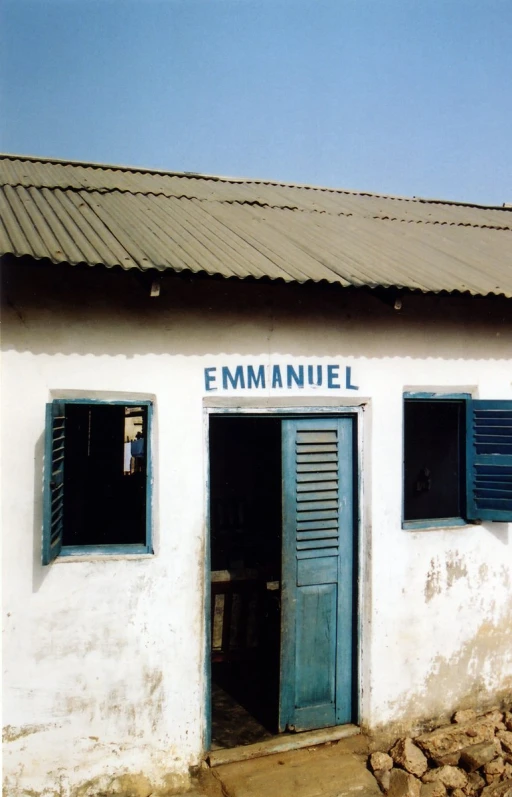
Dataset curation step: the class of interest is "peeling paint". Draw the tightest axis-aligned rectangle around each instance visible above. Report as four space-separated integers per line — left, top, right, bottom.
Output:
445 552 468 588
383 597 512 729
424 558 443 603
425 552 474 602
2 749 191 797
3 724 56 743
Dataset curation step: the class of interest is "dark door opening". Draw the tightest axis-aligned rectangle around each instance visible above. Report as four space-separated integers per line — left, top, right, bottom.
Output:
209 416 282 749
208 413 358 751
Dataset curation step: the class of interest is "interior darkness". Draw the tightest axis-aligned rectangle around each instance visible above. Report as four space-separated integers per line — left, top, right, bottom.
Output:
209 417 282 748
62 404 147 546
404 400 465 521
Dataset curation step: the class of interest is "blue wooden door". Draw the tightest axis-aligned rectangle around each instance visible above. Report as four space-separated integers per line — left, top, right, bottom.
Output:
279 417 355 732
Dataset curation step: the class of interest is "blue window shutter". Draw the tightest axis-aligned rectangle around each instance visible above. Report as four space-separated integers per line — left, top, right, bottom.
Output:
466 400 512 522
43 401 66 564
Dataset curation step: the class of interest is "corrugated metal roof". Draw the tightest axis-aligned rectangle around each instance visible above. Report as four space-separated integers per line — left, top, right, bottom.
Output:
1 153 511 297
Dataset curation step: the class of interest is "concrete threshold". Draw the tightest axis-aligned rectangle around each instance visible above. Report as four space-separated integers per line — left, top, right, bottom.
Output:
207 723 360 767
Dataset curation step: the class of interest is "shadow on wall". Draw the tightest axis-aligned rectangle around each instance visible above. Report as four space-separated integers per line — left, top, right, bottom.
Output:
486 522 509 545
2 258 511 361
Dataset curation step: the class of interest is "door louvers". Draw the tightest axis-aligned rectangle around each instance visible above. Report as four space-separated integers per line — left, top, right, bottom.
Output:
295 430 339 558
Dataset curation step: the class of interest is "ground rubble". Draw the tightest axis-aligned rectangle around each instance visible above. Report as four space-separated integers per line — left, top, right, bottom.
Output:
368 706 512 797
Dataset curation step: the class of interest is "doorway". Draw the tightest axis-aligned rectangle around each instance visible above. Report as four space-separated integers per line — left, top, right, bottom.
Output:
208 413 357 750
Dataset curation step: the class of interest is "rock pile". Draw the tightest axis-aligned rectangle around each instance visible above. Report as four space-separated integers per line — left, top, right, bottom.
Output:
369 708 512 797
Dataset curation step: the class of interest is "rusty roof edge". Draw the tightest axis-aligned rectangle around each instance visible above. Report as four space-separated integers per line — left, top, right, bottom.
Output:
1 152 510 212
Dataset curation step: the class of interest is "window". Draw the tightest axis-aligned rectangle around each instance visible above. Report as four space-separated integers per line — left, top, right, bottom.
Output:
43 400 152 563
403 397 512 528
404 399 465 524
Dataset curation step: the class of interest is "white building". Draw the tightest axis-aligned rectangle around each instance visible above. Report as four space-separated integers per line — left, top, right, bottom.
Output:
2 154 511 797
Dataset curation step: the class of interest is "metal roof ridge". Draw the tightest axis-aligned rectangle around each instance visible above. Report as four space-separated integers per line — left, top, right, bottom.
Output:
0 152 510 212
0 151 415 199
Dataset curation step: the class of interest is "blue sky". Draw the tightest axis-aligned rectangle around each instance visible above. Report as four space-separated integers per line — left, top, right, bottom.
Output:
1 0 511 204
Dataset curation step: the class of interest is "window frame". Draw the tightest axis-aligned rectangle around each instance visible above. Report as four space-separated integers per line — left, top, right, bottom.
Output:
402 392 472 530
43 398 154 563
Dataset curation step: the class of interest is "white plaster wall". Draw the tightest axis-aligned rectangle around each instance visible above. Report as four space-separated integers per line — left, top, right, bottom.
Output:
2 266 511 795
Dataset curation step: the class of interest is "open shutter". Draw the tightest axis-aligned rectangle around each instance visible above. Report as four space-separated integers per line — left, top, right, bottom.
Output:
43 401 66 564
279 417 355 733
467 400 512 522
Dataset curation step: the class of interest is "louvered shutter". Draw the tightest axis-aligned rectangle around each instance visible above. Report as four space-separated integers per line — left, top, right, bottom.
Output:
43 401 66 564
466 400 512 522
279 417 355 733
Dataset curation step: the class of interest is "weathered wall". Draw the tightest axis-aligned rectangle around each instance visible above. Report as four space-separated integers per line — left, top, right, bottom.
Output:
2 260 511 795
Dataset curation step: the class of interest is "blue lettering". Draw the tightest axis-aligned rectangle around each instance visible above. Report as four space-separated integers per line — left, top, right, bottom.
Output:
213 362 357 391
345 366 359 390
204 367 217 391
307 365 322 387
287 365 304 388
222 366 245 389
327 364 340 389
272 365 283 388
247 365 266 389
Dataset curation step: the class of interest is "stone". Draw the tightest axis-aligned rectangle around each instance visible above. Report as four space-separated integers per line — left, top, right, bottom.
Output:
463 772 486 795
498 733 512 754
460 742 502 772
505 764 512 779
432 752 461 767
388 768 421 797
422 766 467 789
485 759 506 777
416 721 495 759
452 790 466 797
420 783 446 797
480 780 512 797
482 711 504 727
454 710 477 725
390 739 429 777
374 768 391 792
371 752 394 772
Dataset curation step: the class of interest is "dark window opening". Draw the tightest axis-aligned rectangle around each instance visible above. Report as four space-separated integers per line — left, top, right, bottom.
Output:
63 403 148 546
404 400 465 522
